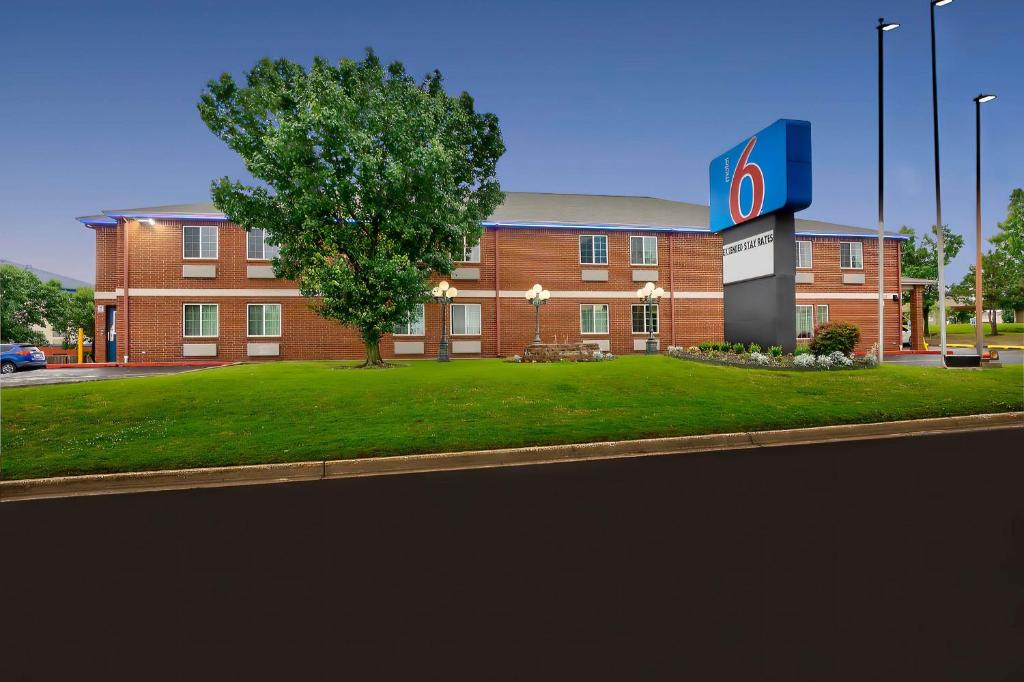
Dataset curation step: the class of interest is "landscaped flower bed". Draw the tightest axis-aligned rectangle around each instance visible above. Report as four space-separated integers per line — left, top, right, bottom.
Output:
666 341 879 371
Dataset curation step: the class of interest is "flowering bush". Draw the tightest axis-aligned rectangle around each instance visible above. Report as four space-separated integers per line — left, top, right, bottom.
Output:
828 351 853 367
748 351 773 366
793 353 817 368
512 355 522 363
863 343 880 367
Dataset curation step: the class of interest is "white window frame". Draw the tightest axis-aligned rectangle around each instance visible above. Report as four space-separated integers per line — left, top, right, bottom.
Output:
183 303 219 338
796 304 814 339
247 303 282 338
455 237 481 264
796 240 813 269
631 303 659 334
840 241 863 269
450 303 481 336
579 235 609 265
630 235 658 266
816 304 829 327
183 225 218 260
393 304 426 336
579 304 610 335
247 228 280 261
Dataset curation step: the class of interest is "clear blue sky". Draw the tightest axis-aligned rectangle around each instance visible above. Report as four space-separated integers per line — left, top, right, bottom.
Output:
2 0 1019 283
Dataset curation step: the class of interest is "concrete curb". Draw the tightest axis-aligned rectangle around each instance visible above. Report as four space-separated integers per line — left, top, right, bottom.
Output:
2 412 1020 502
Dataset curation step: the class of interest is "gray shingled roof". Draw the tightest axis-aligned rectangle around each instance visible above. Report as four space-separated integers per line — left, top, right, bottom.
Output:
1 260 93 290
78 192 898 237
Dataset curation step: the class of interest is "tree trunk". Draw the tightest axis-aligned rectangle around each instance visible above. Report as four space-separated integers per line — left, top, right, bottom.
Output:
989 309 999 336
361 338 388 368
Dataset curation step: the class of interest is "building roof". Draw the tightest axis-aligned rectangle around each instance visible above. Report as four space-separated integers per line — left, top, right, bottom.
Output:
77 192 907 239
1 259 93 290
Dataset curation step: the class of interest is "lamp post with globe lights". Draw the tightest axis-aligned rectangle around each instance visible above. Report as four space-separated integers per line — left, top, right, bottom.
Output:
525 283 551 345
636 281 665 355
431 280 458 361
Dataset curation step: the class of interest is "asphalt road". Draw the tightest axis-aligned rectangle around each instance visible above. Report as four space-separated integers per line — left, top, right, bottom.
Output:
0 365 210 387
2 428 1022 681
884 349 1023 366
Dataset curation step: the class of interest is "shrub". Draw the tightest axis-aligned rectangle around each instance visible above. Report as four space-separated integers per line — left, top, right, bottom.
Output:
687 346 699 354
793 353 816 368
794 346 811 356
748 343 761 354
863 342 880 367
730 342 745 354
698 342 713 352
809 321 861 356
768 345 783 357
749 351 772 366
815 354 835 369
828 350 853 367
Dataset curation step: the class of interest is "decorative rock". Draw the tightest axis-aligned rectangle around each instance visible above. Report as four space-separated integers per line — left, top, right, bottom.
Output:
522 342 602 363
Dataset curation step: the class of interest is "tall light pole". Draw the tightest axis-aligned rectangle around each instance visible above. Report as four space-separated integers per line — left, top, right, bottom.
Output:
930 0 953 360
974 93 997 356
431 280 458 361
524 283 550 344
877 18 900 362
636 281 666 355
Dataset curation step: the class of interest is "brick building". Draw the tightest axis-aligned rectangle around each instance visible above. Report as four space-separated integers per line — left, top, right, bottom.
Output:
77 193 905 363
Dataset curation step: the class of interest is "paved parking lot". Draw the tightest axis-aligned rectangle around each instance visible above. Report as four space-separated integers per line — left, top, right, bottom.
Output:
0 366 212 387
884 350 1022 367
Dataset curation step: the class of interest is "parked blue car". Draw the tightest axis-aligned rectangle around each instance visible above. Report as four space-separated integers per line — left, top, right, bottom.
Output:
1 343 47 374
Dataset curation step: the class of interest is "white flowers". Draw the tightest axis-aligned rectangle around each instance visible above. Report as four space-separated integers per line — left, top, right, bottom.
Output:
793 353 817 368
748 351 773 366
794 351 853 369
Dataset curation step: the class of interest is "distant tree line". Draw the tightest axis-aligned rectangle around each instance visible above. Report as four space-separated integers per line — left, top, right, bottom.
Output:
0 264 94 347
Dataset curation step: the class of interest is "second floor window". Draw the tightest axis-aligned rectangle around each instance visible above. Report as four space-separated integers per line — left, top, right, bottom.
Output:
456 237 480 263
183 225 218 259
247 229 280 260
393 304 425 336
579 235 608 265
840 242 863 269
796 240 812 269
630 236 658 266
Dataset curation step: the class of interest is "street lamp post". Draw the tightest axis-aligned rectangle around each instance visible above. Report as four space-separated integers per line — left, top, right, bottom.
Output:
524 283 550 344
431 280 458 361
930 0 953 360
636 281 665 355
877 18 899 363
974 93 997 357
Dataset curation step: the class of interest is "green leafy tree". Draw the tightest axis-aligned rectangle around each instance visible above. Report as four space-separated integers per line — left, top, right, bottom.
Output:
899 225 964 336
48 287 96 348
198 51 505 366
950 189 1024 335
0 265 69 345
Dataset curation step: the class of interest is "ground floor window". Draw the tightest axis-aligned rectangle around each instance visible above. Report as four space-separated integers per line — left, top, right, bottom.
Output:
451 303 481 335
796 305 813 339
184 304 218 337
816 304 829 327
393 304 425 336
631 304 659 334
247 303 282 337
579 304 609 334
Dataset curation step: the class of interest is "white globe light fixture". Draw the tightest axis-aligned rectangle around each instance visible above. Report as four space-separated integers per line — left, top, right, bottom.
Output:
525 284 551 345
432 281 460 362
638 282 664 355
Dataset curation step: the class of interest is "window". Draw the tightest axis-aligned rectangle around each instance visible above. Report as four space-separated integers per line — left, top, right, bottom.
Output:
579 235 608 265
796 305 813 339
393 304 425 336
247 303 281 337
456 237 480 263
816 304 829 327
796 240 812 269
579 304 609 334
183 304 218 337
183 225 218 259
840 241 863 269
630 236 658 265
631 304 659 334
247 228 280 260
451 303 481 335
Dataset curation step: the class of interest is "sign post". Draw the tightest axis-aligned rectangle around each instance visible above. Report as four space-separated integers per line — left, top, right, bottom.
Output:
709 119 812 353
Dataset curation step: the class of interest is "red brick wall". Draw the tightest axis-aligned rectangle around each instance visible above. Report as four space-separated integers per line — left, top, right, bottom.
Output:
93 220 902 361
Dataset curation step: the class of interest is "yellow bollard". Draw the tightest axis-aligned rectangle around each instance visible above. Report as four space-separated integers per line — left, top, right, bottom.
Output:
77 327 84 364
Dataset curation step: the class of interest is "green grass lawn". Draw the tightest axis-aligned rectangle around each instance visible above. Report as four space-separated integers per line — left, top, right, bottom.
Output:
926 322 1023 347
2 357 1021 480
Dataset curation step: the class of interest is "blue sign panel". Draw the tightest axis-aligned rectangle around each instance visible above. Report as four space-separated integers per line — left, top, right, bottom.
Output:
708 119 812 232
